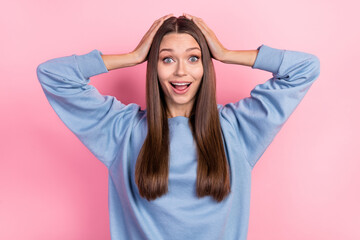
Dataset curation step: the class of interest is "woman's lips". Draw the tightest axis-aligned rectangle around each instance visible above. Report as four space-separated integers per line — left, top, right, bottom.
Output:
170 82 192 94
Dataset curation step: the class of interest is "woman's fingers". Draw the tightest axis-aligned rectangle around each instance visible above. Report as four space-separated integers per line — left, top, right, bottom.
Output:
149 14 173 34
143 14 173 44
133 13 228 64
183 13 213 38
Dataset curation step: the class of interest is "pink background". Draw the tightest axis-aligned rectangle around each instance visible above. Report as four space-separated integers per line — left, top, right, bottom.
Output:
1 0 359 239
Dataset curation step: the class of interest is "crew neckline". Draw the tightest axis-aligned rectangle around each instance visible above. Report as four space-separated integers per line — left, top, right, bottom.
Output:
168 115 189 123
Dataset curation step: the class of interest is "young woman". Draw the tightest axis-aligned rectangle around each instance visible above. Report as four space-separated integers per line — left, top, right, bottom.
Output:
37 13 320 240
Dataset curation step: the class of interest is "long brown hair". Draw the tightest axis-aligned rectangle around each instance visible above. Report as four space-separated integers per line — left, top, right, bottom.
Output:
135 16 230 202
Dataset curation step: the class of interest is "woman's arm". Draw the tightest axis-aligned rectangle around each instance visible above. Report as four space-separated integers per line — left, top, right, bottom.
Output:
37 14 174 167
184 13 321 169
219 45 320 169
37 49 141 168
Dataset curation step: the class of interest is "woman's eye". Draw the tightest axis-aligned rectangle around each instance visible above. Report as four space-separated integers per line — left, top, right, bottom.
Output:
162 56 199 63
163 57 174 63
189 56 199 62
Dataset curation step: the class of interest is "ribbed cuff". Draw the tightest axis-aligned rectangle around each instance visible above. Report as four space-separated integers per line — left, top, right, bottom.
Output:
75 49 109 79
252 44 285 74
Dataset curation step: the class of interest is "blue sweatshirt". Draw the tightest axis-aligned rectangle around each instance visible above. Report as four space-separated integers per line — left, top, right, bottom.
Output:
37 45 320 240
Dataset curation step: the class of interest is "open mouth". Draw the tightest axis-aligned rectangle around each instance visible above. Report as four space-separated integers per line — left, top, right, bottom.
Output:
170 82 192 94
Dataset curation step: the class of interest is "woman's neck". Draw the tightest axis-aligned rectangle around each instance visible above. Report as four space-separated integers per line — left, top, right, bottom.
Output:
166 103 194 118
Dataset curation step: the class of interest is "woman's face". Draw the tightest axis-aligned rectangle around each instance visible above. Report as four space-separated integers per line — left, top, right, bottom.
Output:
157 33 203 116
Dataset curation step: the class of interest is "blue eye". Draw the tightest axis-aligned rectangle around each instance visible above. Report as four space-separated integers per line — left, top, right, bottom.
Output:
162 56 200 63
189 56 199 62
163 57 174 63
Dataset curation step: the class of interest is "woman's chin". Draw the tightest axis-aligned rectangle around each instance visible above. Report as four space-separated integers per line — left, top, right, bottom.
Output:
167 96 195 108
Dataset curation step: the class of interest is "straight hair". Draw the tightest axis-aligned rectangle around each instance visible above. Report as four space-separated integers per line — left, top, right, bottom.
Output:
135 16 230 202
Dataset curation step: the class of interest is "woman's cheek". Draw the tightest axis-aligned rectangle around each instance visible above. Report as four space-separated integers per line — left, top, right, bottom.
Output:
194 67 204 80
157 66 172 81
189 63 203 79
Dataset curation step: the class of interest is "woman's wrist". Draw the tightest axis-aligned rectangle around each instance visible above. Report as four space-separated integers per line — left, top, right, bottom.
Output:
219 49 259 67
101 52 140 71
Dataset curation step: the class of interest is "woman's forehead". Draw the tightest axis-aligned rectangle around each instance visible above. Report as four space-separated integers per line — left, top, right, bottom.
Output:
159 33 201 53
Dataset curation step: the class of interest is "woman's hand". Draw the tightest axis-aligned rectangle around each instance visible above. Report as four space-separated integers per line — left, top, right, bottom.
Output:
132 13 174 64
182 13 228 62
183 13 258 67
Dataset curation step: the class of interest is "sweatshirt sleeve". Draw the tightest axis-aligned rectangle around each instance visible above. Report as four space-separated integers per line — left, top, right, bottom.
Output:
219 44 321 169
36 49 141 168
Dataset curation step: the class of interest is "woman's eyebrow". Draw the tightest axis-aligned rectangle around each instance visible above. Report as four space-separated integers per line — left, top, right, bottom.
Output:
159 47 201 53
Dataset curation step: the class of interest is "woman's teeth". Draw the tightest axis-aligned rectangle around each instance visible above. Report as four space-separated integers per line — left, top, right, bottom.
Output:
171 82 191 91
172 82 191 86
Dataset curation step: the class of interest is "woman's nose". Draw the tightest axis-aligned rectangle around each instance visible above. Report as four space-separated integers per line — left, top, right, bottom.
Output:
174 60 186 76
